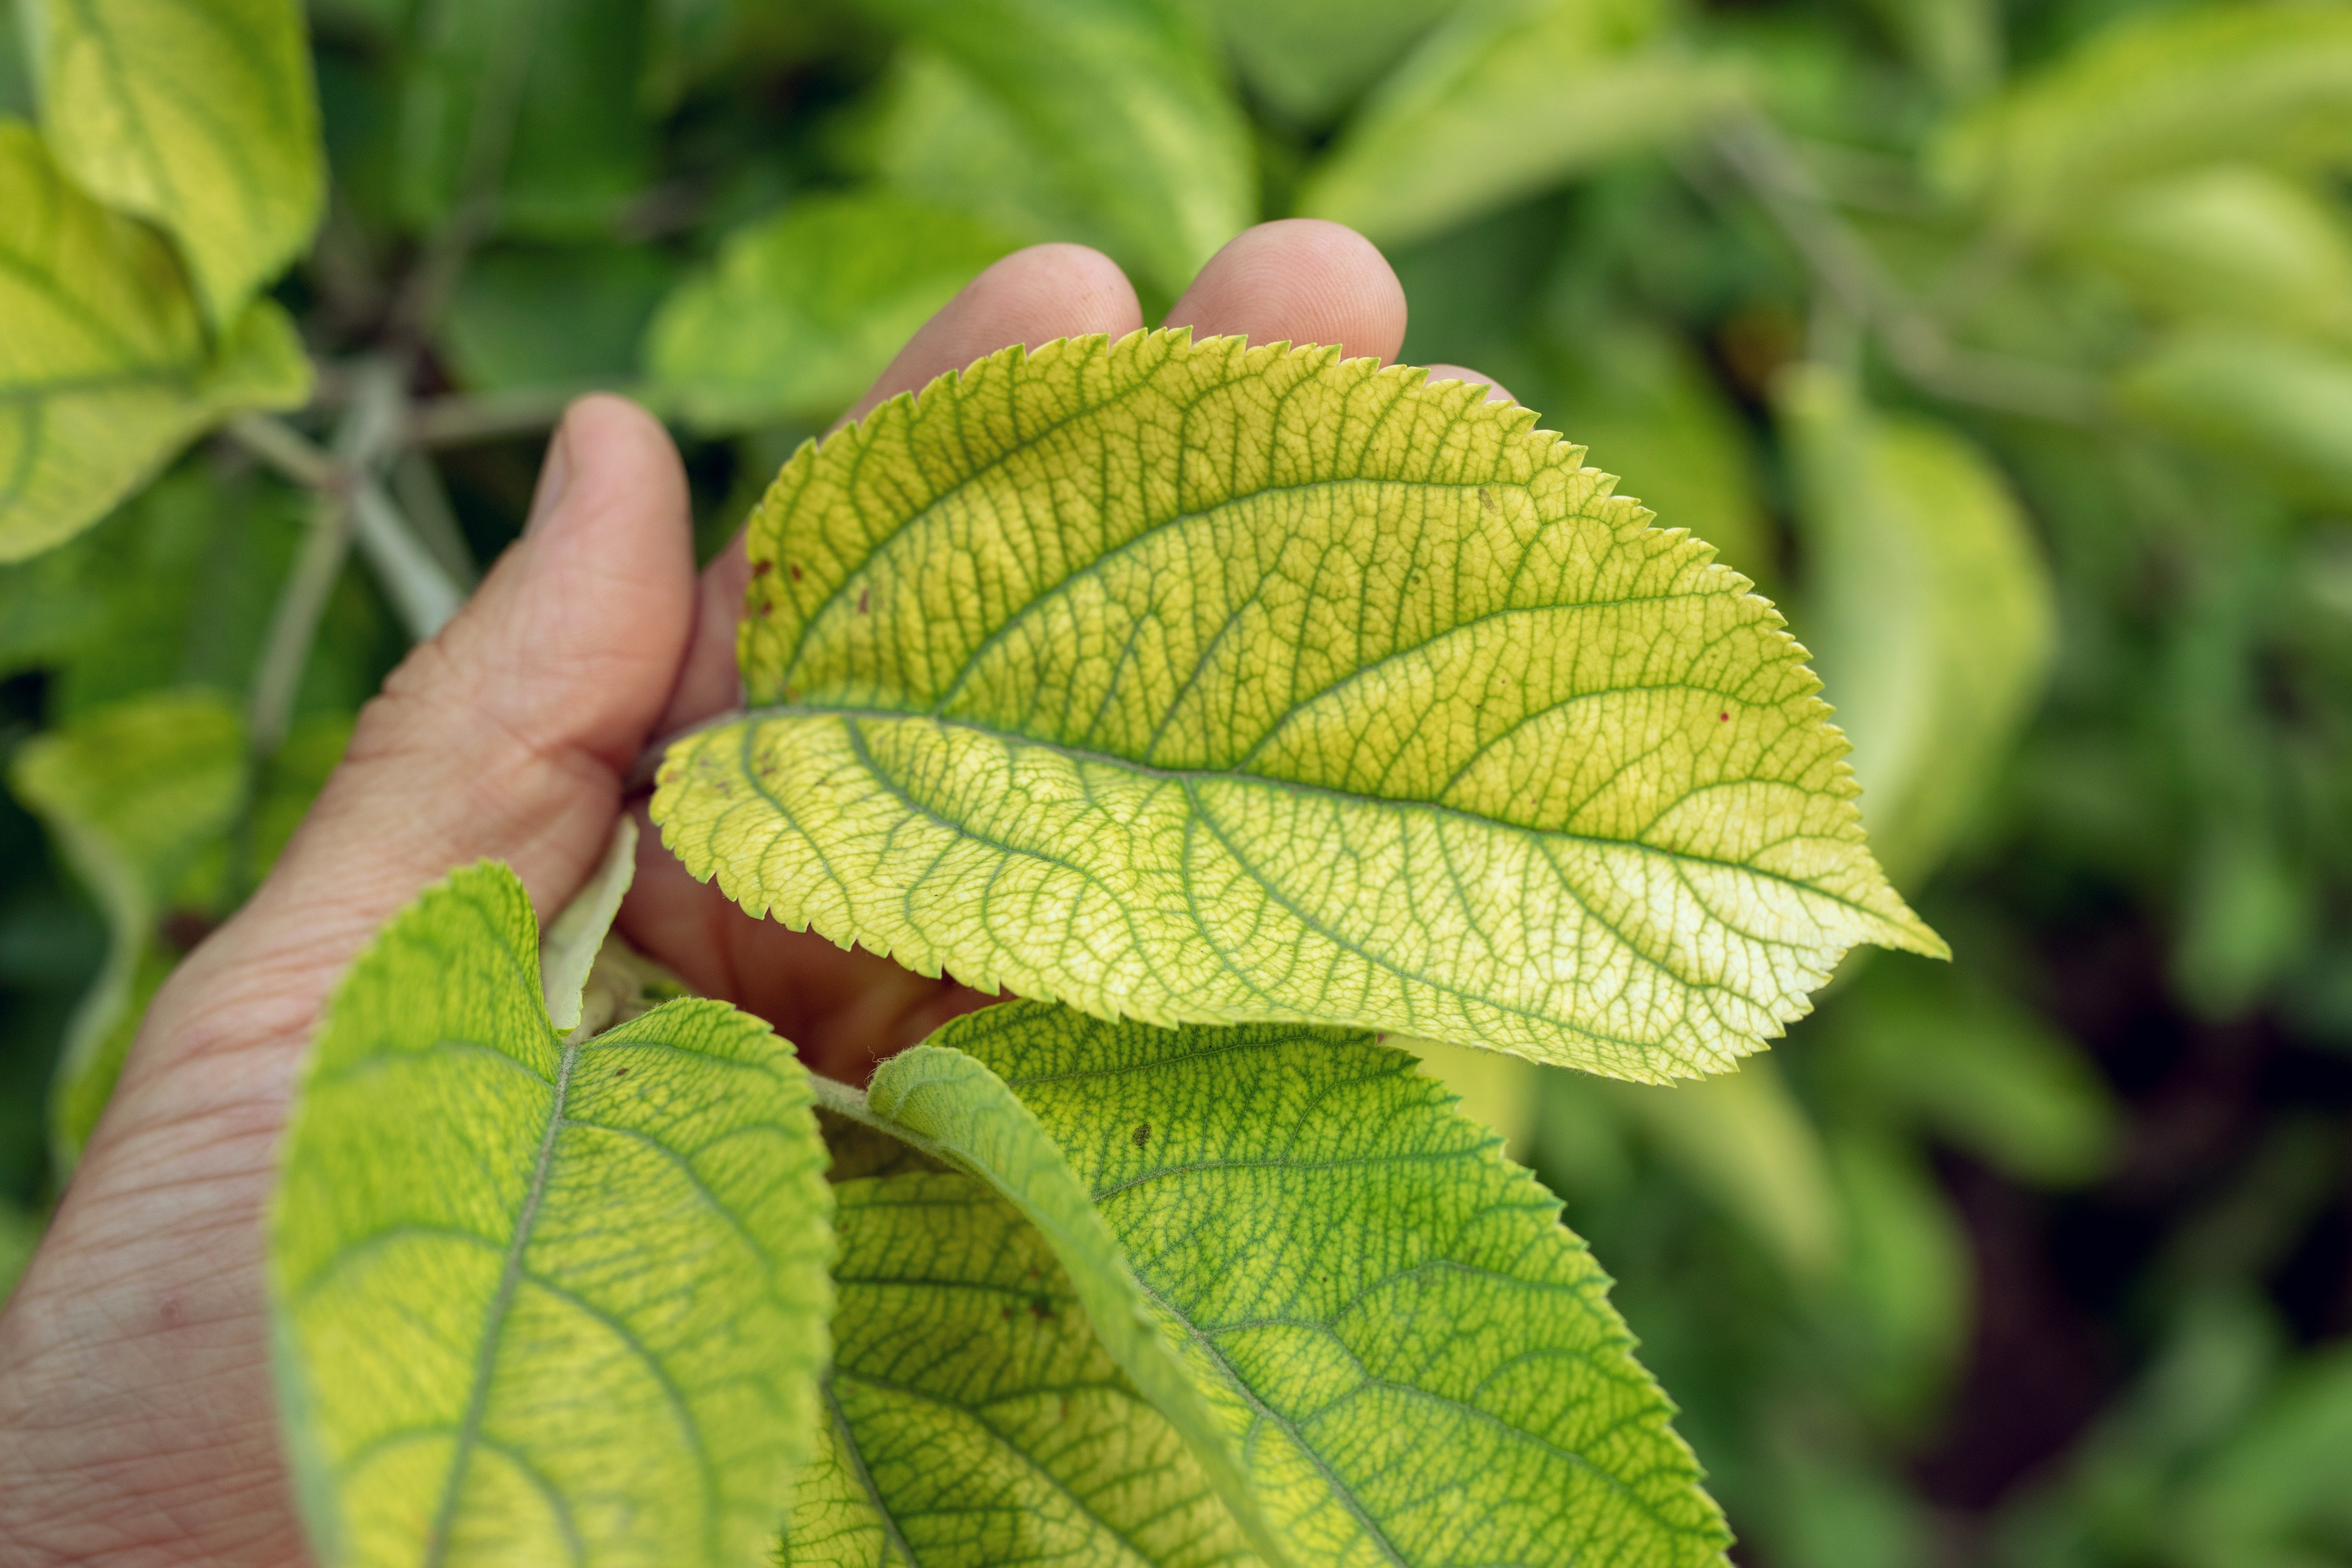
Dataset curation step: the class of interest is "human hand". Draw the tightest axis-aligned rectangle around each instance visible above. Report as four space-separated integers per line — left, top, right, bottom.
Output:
0 219 1508 1565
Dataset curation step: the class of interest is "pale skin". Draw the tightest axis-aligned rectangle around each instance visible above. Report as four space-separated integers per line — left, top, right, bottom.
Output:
0 220 1509 1564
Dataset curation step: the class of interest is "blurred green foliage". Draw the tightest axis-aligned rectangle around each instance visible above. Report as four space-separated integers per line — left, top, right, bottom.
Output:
2 0 2349 1560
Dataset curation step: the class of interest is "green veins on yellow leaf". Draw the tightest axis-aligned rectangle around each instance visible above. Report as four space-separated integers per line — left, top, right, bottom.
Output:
653 329 1943 1082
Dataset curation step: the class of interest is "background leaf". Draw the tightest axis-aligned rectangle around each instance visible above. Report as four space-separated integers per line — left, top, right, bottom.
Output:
1296 0 1744 248
445 242 675 393
2117 330 2352 511
848 0 1253 298
1936 5 2352 237
0 122 311 562
270 861 834 1567
29 0 323 323
1778 366 2056 889
657 331 1940 1079
8 689 243 1172
937 999 1734 1568
1198 0 1458 125
645 192 1018 431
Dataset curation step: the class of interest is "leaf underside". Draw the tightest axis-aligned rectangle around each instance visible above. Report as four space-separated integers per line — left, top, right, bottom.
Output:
270 863 833 1568
654 329 1941 1082
854 1000 1733 1568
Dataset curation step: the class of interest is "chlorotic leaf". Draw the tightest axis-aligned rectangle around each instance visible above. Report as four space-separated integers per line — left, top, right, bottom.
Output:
270 861 834 1567
937 999 1734 1568
654 330 1941 1080
1935 5 2352 237
787 1142 1262 1565
539 815 637 1035
30 0 323 324
1297 0 1744 248
0 123 312 562
9 689 246 1173
828 1046 1292 1567
645 192 1019 431
1779 366 2054 890
2116 329 2352 510
847 0 1253 298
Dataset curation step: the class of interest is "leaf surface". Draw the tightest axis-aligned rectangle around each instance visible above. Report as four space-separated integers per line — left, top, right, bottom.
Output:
646 192 1019 430
31 0 323 323
832 1046 1289 1565
938 999 1733 1568
848 0 1253 297
1197 0 1459 124
655 330 1940 1080
2116 329 2352 509
270 861 834 1567
0 123 311 562
1297 0 1743 248
1780 367 2054 889
786 1149 1260 1566
1936 5 2352 237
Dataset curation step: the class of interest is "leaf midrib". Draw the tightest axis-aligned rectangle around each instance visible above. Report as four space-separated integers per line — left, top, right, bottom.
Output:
422 1030 580 1568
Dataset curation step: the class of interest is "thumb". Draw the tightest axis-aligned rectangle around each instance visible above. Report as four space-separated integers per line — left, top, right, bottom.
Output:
128 393 696 1115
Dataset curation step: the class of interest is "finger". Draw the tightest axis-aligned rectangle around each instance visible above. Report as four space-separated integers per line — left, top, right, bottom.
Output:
1421 363 1518 404
654 243 1145 735
1163 219 1408 365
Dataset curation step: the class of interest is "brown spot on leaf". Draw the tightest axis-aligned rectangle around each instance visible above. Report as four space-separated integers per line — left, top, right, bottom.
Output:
614 1067 629 1078
789 562 803 581
1132 1123 1151 1147
750 559 772 578
1719 712 1730 721
857 587 870 614
1028 1299 1056 1321
1480 488 1498 513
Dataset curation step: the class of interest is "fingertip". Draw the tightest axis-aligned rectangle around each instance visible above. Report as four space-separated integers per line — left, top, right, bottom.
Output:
1419 364 1519 405
841 243 1146 426
1164 219 1408 366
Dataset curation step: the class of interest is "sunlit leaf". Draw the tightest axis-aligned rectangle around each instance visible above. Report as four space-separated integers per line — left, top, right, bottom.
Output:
2117 329 2352 510
1297 0 1744 248
817 1045 1288 1565
938 999 1734 1568
788 1126 1259 1567
850 0 1253 297
29 0 323 323
646 192 1019 430
1936 5 2352 237
0 122 311 562
1779 366 2055 890
9 689 244 1172
656 330 1939 1080
1197 0 1458 124
270 861 834 1567
2069 166 2352 349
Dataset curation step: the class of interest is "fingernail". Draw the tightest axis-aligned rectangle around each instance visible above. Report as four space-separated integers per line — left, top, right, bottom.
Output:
525 412 575 535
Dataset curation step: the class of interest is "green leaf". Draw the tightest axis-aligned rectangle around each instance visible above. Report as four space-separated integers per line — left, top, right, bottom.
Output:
937 999 1734 1567
270 860 834 1567
9 688 245 1173
27 0 323 323
395 0 655 239
446 242 675 392
2116 329 2352 511
793 1153 1261 1566
1297 0 1744 249
1829 1130 1969 1425
1779 366 2055 890
1935 5 2352 237
0 121 312 562
850 0 1254 298
645 192 1019 431
806 1051 1284 1566
655 330 1940 1080
2067 166 2352 350
2183 1343 2352 1563
1197 0 1459 124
